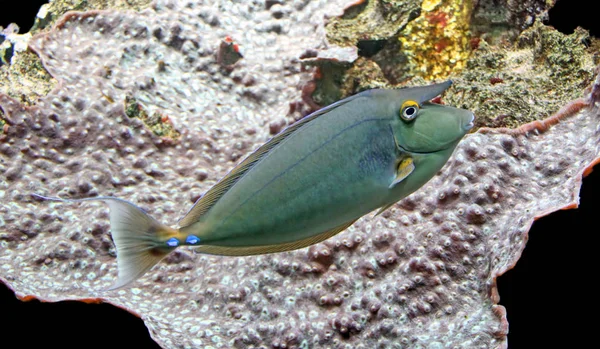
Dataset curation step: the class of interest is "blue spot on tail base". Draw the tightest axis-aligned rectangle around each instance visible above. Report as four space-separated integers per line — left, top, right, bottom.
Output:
166 237 179 247
186 235 200 245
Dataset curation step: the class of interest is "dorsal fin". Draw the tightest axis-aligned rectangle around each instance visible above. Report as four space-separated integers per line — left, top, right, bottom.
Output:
177 92 368 228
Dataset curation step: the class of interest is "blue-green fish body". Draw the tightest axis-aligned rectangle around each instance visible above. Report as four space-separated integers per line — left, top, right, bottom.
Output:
38 81 474 289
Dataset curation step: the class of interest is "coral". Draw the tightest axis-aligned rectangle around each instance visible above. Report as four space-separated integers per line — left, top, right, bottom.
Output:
124 96 180 139
316 0 424 102
0 109 5 133
0 0 153 107
326 0 421 46
339 57 389 96
445 21 597 129
31 0 154 34
309 0 596 131
0 24 56 106
2 1 600 348
397 0 474 80
216 36 243 68
300 45 359 106
470 0 553 41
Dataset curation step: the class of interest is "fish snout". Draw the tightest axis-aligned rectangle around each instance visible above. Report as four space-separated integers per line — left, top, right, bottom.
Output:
463 113 475 131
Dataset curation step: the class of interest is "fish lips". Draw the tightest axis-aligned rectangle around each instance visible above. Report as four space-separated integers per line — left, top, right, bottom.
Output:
463 112 475 131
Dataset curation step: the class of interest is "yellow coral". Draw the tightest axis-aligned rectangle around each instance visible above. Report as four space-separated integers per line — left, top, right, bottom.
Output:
399 0 473 80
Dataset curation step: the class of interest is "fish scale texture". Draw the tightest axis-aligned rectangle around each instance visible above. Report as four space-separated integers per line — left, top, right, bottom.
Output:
1 0 600 348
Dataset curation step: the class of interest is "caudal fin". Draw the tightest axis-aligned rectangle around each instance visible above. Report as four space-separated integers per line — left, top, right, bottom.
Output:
33 195 179 290
103 198 179 289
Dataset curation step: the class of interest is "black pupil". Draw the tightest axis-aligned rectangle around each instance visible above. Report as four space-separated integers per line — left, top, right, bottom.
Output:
405 107 415 116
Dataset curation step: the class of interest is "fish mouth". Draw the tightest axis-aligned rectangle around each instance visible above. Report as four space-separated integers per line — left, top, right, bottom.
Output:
463 113 475 130
396 144 438 155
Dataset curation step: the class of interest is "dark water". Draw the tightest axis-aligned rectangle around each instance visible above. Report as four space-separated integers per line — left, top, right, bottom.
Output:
0 282 161 348
497 168 600 348
548 0 599 37
0 0 49 32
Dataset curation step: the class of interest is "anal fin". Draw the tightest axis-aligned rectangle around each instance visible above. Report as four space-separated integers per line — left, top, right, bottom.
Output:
193 219 358 256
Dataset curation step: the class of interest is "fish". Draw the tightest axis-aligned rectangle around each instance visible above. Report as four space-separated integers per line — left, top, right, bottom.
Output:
35 80 474 290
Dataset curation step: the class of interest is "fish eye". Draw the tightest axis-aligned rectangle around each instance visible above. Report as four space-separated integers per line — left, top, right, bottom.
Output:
400 100 420 121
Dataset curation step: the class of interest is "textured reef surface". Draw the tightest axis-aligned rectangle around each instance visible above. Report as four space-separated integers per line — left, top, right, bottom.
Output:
1 0 600 348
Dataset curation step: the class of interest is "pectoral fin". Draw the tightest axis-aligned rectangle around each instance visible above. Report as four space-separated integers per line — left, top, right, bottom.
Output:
389 157 414 188
375 157 415 216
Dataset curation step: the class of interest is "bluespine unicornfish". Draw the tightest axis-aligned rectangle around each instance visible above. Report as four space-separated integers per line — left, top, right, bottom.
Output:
35 81 474 289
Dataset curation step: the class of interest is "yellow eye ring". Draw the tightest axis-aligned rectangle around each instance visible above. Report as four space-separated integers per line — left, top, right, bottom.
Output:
400 100 419 121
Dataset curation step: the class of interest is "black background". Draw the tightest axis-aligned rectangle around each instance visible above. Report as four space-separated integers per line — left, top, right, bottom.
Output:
2 1 599 348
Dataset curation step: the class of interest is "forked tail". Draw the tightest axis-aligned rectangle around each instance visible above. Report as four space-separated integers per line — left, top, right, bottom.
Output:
33 195 179 290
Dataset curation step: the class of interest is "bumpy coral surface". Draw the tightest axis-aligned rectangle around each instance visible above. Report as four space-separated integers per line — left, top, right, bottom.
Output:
2 1 600 348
